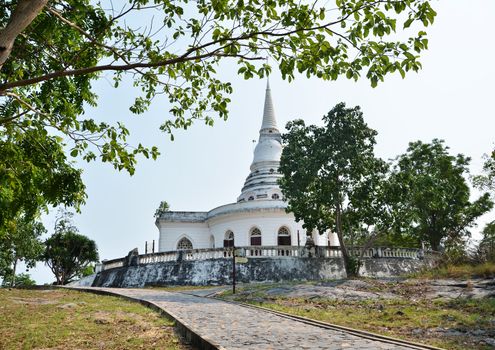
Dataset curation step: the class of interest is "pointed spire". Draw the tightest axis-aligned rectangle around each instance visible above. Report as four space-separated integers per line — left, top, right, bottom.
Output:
260 79 278 131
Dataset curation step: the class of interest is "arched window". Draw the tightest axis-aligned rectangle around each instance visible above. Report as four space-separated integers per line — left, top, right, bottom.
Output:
250 227 262 246
224 230 234 247
272 193 280 200
177 237 193 250
277 227 291 246
209 235 215 248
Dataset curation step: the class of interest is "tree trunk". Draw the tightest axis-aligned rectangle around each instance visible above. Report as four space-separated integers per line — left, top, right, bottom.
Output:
429 231 441 252
11 258 18 287
0 0 48 70
335 201 355 277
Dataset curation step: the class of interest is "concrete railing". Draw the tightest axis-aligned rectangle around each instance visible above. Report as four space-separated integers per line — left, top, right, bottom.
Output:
100 258 125 271
100 246 438 271
246 246 302 257
347 247 432 259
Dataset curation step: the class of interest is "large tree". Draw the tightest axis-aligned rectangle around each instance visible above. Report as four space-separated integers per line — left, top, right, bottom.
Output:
388 139 493 251
44 211 98 285
279 102 388 275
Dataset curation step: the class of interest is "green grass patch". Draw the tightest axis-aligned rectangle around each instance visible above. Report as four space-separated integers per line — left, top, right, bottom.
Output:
0 288 188 350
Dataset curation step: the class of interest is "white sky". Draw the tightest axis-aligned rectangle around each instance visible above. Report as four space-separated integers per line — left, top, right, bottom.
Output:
26 1 495 284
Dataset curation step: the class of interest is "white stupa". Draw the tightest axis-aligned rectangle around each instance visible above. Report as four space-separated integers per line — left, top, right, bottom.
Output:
155 82 339 251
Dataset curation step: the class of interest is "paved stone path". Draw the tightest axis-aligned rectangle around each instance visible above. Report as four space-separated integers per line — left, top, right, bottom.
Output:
74 287 425 350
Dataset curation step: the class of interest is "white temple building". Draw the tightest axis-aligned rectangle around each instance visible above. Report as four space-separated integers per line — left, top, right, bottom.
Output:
155 83 340 252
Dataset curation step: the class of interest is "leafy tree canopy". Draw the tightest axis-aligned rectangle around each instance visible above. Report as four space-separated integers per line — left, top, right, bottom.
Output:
0 214 45 286
473 151 495 193
43 210 99 285
388 139 493 251
0 0 437 176
0 127 85 231
279 102 388 274
482 221 495 241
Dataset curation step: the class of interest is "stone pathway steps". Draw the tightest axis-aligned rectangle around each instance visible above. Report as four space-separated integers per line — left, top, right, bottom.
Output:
71 287 434 350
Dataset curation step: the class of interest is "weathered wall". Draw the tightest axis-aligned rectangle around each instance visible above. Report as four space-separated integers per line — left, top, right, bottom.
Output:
68 273 97 287
359 258 435 278
92 257 347 288
91 255 437 288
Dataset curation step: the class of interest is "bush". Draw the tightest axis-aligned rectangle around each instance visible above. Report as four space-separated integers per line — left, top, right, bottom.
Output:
1 273 36 287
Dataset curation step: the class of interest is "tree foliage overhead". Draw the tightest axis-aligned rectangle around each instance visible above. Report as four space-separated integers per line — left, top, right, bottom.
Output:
388 139 493 251
279 102 388 274
0 0 437 175
0 128 85 230
43 210 98 285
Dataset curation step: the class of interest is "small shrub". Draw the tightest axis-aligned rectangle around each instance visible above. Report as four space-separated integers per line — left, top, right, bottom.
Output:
1 273 36 287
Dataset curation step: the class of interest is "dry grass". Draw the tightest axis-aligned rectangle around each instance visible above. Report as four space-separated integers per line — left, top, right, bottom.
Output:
0 288 190 350
413 262 495 279
257 298 495 350
219 282 495 350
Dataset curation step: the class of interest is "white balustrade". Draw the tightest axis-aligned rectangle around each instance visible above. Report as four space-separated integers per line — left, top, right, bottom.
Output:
101 246 434 271
101 260 124 270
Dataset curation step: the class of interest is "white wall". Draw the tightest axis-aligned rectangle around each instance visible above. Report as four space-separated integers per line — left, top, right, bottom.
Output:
157 222 210 251
209 210 304 247
157 207 339 252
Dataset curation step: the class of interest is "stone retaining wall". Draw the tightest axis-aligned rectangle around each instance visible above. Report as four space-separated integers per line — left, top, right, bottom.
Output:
359 257 436 278
92 257 347 287
90 254 436 287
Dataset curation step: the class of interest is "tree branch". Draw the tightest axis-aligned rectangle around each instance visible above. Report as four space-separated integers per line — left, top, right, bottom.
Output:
0 49 262 91
0 0 48 69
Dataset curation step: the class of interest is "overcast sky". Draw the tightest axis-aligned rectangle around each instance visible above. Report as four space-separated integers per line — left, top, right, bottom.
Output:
26 1 495 284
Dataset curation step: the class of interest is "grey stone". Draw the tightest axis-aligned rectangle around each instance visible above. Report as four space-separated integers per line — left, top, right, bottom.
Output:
57 303 78 309
471 329 486 336
124 248 139 267
484 338 495 346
